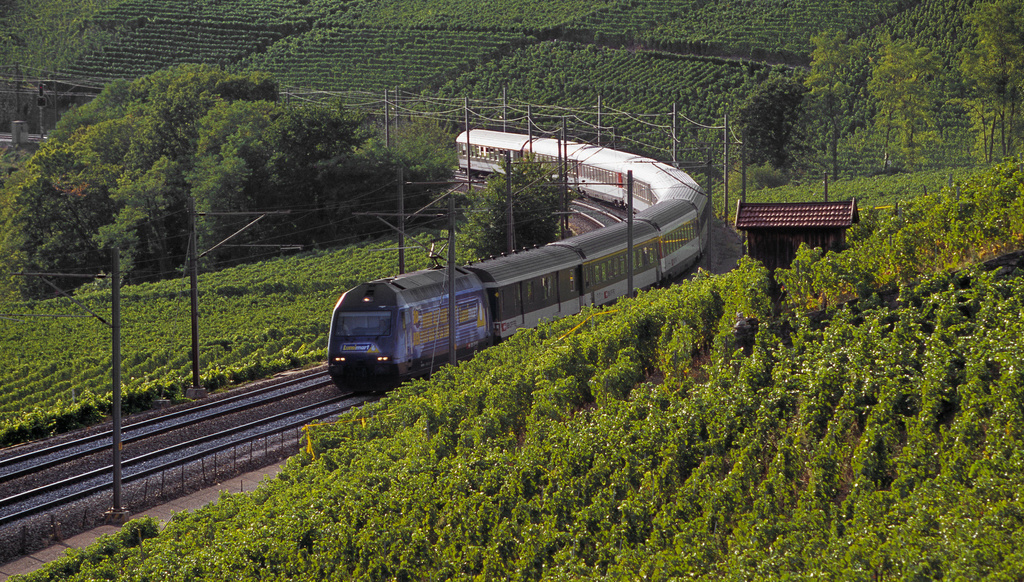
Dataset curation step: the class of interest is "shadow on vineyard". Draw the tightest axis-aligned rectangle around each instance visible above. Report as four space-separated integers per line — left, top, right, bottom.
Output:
18 160 1024 580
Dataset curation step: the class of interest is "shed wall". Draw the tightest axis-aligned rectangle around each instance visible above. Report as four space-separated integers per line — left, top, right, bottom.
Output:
746 228 847 272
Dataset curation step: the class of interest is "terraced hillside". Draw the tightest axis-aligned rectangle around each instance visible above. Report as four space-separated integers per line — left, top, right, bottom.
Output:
8 0 916 89
236 28 525 92
3 0 996 174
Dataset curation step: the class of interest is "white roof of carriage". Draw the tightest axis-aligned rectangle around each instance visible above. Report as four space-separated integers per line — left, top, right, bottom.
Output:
458 130 703 204
456 130 533 152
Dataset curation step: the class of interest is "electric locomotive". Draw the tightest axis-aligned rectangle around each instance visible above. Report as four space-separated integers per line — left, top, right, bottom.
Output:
328 131 709 390
327 268 491 389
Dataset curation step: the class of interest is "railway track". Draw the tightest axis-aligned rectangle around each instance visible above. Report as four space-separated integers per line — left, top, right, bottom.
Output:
570 197 626 231
0 369 374 564
0 370 332 484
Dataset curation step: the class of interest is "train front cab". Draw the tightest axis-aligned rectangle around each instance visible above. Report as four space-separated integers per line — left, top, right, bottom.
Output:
328 282 404 389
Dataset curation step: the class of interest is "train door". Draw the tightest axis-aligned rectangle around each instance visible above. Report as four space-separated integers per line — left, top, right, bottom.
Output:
580 262 596 309
557 267 579 315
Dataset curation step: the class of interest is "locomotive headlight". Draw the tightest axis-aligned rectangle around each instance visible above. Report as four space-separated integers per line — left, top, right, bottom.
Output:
334 357 346 362
377 356 390 361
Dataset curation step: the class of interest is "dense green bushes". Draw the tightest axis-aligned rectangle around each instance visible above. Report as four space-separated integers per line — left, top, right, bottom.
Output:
16 518 160 582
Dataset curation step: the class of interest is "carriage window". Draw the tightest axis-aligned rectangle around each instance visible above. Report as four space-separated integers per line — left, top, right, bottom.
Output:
499 285 521 318
334 312 392 336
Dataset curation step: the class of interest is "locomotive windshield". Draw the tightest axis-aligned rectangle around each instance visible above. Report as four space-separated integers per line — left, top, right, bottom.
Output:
333 312 392 336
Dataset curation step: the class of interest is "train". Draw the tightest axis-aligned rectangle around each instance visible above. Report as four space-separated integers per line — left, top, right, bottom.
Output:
327 130 710 389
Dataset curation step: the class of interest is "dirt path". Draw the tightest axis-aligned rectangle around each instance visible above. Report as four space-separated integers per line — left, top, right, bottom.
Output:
699 218 745 275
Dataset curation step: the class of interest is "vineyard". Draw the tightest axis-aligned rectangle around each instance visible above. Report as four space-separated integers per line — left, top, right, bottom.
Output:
0 231 458 445
569 0 909 58
60 0 326 79
437 42 777 160
1 0 1003 177
19 159 1024 580
237 28 524 93
738 166 989 210
319 0 611 32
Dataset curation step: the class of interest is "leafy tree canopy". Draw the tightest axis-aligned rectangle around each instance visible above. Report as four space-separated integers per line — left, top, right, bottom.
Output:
960 0 1024 161
1 64 453 298
464 154 563 260
869 37 942 170
737 72 808 171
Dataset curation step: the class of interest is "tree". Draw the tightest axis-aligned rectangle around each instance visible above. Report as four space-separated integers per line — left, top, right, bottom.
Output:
464 155 561 260
187 98 376 266
1 64 449 296
737 73 808 171
805 30 866 179
960 0 1024 161
868 38 941 170
0 112 132 297
3 65 355 293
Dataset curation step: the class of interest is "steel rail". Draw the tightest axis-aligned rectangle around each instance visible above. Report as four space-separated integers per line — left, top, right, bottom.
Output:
571 199 625 227
0 371 335 482
0 395 362 527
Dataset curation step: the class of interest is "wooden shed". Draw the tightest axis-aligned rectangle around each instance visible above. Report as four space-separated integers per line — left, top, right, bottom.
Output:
735 199 859 272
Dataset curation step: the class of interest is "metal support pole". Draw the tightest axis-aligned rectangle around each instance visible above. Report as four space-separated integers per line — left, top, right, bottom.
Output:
187 196 205 398
527 105 533 151
394 86 400 131
597 94 602 146
741 128 747 204
823 172 829 202
626 171 634 298
672 102 677 167
384 89 390 149
106 248 128 523
112 248 121 509
561 117 569 240
464 97 471 181
448 195 457 366
506 150 514 254
502 85 507 133
398 166 405 274
723 112 729 221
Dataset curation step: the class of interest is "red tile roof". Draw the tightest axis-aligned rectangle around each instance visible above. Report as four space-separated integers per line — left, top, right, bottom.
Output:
735 200 858 229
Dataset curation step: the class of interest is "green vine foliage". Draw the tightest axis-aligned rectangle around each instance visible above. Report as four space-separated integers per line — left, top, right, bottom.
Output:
19 161 1024 580
0 231 452 446
776 158 1024 309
